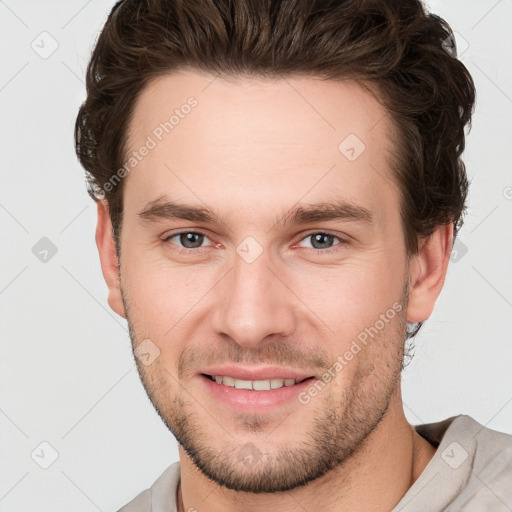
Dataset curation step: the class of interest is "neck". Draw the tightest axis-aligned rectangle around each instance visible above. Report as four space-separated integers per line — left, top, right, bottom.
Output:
176 392 436 512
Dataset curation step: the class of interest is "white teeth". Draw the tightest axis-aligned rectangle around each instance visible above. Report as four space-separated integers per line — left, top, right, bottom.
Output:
270 379 284 389
234 379 253 390
211 375 298 391
222 376 236 386
253 380 271 391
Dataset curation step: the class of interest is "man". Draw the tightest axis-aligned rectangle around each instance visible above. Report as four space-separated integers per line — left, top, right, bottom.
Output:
75 0 512 510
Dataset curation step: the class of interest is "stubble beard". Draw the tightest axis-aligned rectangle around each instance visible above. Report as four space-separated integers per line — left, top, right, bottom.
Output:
122 284 408 493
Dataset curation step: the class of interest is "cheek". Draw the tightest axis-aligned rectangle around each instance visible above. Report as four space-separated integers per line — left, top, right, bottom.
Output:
290 255 405 336
121 254 220 344
124 244 182 301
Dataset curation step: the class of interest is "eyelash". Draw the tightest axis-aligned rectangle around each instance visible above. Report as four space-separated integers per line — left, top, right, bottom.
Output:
161 230 349 255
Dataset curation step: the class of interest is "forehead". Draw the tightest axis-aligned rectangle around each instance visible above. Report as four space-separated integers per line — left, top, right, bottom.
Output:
123 70 400 231
127 70 391 152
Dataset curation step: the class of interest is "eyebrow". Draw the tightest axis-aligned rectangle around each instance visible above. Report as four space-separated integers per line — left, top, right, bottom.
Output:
138 196 374 229
281 201 374 227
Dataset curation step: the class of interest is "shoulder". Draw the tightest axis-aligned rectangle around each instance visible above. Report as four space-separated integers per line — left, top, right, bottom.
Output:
394 415 512 512
446 414 512 465
446 415 512 510
117 461 181 512
459 415 512 481
416 414 512 454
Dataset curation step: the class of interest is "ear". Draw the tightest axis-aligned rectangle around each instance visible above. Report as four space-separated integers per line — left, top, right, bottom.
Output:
406 223 453 323
95 200 126 319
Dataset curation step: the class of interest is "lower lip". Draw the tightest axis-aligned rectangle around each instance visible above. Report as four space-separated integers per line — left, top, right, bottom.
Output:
200 375 315 413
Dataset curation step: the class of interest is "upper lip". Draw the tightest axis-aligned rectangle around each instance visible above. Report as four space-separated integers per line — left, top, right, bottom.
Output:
200 365 314 381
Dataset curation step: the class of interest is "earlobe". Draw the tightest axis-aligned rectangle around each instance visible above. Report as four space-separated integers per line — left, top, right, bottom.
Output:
406 223 453 323
95 201 126 319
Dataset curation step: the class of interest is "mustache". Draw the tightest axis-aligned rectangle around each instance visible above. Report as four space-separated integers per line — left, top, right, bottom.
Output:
177 340 331 379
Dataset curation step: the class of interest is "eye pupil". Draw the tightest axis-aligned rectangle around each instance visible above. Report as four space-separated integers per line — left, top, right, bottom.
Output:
311 233 334 249
180 232 204 248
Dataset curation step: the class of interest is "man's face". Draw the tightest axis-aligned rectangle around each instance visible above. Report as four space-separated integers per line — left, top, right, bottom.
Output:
116 71 412 492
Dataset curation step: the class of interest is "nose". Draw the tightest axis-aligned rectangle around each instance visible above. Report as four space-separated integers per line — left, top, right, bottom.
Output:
209 249 297 349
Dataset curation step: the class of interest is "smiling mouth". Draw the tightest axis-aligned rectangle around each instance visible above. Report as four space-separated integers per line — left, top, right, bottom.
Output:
202 374 314 391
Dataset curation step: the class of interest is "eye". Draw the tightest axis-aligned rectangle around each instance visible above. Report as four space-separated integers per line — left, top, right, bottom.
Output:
297 232 345 251
161 230 348 254
163 231 212 250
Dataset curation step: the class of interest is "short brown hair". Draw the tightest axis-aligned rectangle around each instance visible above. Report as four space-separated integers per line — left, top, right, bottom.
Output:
75 0 475 258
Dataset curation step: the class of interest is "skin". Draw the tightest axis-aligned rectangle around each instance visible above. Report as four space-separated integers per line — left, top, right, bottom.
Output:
96 71 452 511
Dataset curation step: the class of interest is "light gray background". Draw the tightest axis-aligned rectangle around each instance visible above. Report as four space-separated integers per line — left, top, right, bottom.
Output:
1 0 511 510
